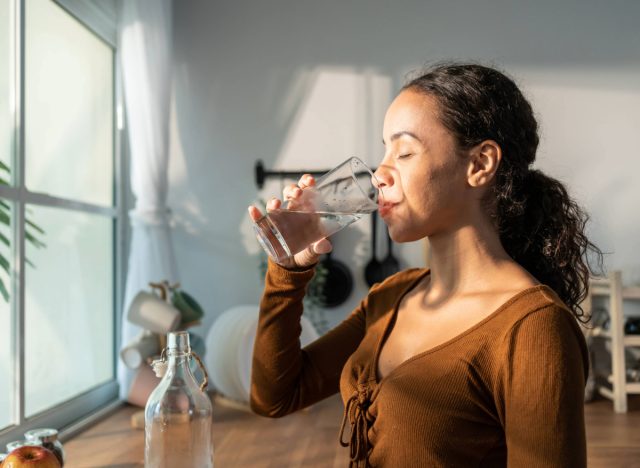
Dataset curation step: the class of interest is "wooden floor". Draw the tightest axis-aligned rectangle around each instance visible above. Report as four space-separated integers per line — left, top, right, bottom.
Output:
63 394 640 468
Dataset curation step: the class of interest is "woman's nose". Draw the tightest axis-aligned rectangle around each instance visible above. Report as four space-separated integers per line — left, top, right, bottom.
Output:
372 165 394 203
373 164 394 190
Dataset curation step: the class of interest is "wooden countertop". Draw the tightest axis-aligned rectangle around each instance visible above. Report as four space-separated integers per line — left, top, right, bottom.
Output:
64 394 348 468
63 393 640 468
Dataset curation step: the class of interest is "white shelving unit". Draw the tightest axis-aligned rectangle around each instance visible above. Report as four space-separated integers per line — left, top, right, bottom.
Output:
583 270 640 413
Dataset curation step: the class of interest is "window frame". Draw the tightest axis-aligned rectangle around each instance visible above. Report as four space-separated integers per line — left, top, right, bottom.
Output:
0 0 127 446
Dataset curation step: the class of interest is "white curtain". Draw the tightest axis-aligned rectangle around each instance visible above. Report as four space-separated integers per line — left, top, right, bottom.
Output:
118 0 177 399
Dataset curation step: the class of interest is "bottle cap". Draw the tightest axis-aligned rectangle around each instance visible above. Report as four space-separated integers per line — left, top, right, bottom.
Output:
167 331 191 353
6 440 39 451
24 428 59 443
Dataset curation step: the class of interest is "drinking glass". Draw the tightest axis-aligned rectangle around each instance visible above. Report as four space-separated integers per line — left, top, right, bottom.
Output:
253 157 381 264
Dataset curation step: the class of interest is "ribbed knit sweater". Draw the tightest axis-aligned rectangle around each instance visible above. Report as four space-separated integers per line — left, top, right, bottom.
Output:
250 260 588 467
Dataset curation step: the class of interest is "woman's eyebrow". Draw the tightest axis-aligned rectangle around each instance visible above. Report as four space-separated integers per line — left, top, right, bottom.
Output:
382 131 421 145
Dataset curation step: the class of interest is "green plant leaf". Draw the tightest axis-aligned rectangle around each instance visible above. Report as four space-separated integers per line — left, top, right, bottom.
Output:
25 219 45 235
0 162 47 303
0 254 9 275
25 230 46 249
0 231 9 248
0 278 8 302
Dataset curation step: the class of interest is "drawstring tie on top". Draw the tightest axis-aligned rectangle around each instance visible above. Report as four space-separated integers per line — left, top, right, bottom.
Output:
339 385 372 467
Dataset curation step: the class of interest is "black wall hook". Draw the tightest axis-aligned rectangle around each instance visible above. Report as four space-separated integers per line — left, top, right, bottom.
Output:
254 160 378 189
254 160 330 189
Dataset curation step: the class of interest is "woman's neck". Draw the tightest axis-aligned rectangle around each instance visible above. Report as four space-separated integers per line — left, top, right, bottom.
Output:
426 219 516 300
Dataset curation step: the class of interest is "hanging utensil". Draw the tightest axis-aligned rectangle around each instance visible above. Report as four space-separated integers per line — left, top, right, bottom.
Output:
364 211 385 287
318 250 353 308
380 225 400 279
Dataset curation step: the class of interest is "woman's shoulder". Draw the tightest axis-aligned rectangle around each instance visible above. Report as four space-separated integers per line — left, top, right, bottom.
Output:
495 286 590 381
502 285 577 325
498 285 587 354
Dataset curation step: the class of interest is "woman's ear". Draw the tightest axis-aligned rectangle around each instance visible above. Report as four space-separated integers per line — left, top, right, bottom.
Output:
466 140 502 187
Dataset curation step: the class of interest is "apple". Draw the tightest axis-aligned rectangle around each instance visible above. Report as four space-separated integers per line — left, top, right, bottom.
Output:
2 445 61 468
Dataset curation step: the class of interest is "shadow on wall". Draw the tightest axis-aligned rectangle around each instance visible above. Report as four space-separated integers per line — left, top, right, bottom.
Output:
168 61 398 331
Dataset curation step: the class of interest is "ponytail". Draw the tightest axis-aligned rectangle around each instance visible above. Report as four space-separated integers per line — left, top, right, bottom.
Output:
495 168 602 321
405 62 603 320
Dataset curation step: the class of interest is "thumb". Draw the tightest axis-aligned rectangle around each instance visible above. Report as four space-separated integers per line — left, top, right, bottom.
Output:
313 238 332 255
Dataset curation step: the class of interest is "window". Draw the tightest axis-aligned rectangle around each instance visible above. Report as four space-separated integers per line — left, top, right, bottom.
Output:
0 0 16 432
0 0 124 445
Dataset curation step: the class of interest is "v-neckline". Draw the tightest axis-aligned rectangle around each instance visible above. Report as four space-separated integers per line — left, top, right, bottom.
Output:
370 270 549 385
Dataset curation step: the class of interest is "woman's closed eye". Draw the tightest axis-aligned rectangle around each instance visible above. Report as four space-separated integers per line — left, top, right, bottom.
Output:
397 153 413 160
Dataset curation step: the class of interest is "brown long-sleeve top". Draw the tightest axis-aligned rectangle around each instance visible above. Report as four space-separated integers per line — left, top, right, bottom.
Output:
250 260 588 467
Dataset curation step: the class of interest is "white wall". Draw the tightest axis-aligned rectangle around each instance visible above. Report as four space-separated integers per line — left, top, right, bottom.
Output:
167 0 640 334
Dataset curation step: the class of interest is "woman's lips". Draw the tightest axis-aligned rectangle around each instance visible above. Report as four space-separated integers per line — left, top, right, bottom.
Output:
378 202 397 217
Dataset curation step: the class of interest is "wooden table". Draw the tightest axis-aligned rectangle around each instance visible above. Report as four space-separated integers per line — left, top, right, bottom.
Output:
63 393 640 467
64 394 348 468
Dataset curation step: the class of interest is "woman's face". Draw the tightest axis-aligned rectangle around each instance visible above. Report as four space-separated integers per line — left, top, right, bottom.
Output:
375 89 473 242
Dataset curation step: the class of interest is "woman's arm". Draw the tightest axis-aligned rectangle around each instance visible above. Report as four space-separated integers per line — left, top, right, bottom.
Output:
499 305 589 467
250 259 367 417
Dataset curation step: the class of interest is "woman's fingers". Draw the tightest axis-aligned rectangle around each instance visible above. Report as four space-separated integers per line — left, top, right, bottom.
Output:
283 175 317 201
266 197 281 211
313 238 332 254
283 184 302 201
247 205 263 222
292 237 332 267
298 174 316 189
248 198 282 222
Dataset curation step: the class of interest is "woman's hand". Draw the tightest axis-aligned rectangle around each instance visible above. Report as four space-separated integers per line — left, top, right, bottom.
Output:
248 174 333 269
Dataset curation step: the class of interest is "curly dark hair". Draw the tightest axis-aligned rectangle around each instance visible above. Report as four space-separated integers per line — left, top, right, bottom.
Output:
404 62 603 322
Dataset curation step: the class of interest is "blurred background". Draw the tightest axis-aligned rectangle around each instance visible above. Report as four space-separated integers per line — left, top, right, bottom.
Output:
0 0 639 466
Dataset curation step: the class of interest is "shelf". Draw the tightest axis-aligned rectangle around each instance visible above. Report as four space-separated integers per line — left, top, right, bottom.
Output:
599 385 640 399
587 271 638 413
591 284 640 300
591 328 640 346
625 335 640 346
598 386 614 401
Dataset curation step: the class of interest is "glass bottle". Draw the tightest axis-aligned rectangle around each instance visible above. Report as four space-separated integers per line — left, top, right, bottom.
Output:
5 440 39 453
24 428 65 467
145 331 213 468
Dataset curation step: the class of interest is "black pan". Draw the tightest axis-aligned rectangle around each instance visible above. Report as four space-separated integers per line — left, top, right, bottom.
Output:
379 226 400 279
364 211 386 287
319 251 353 308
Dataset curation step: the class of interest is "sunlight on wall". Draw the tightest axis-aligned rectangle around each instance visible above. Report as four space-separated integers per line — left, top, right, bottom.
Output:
519 66 640 285
240 67 394 258
275 67 392 170
169 0 640 336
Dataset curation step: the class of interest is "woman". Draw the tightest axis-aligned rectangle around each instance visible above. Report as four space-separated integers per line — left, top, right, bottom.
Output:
247 63 602 467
